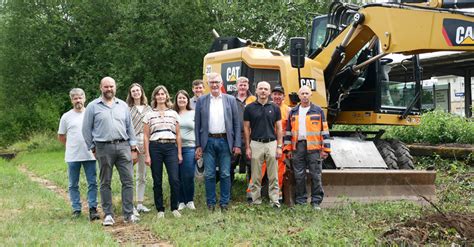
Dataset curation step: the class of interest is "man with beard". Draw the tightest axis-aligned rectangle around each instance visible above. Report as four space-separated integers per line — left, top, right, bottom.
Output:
58 88 99 221
82 77 138 226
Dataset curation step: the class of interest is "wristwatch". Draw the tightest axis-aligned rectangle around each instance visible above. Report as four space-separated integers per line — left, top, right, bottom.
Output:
277 144 282 149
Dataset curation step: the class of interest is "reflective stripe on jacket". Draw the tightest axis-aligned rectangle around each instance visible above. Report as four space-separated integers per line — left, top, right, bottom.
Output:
283 103 330 152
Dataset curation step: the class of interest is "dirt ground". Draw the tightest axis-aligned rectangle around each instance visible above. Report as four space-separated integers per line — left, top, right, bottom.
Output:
18 165 171 246
382 212 474 245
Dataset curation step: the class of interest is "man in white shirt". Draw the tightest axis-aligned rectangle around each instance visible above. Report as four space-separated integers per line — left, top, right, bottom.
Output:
194 72 241 212
58 88 99 221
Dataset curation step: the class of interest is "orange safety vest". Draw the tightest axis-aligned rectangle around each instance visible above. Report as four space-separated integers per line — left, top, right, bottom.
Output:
280 103 290 132
283 103 331 153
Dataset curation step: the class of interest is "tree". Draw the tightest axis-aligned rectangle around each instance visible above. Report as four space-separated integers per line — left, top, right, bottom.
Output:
0 1 330 147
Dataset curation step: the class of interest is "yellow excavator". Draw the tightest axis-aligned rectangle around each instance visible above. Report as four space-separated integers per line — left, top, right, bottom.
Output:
202 0 474 206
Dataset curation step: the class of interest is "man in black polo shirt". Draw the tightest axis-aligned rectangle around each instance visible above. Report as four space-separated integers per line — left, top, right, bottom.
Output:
244 81 283 208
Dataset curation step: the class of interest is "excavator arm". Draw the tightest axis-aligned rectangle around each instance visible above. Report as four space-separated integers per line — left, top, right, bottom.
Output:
318 2 474 85
313 0 474 125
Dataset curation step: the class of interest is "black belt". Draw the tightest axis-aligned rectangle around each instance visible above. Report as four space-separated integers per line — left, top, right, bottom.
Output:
97 139 126 144
151 139 176 144
209 133 226 138
252 138 276 143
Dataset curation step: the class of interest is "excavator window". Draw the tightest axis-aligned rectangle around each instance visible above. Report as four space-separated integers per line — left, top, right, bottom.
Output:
308 16 327 57
234 62 281 95
339 52 422 115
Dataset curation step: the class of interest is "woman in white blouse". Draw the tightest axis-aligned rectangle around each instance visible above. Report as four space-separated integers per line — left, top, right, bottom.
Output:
143 85 182 218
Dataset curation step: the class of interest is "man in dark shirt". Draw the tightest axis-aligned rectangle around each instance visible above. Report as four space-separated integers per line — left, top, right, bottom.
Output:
244 81 283 208
232 77 256 179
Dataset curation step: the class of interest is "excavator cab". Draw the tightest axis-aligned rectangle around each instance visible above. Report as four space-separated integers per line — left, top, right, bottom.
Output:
309 14 423 126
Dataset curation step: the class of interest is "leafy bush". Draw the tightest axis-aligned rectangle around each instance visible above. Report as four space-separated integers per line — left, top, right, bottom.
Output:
9 131 63 153
0 94 60 148
333 111 474 144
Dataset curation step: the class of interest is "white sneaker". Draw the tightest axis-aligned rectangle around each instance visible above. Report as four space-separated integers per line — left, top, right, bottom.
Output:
157 211 165 219
178 203 186 211
124 214 140 224
172 210 182 218
137 204 151 213
102 215 115 226
133 207 140 217
186 201 196 210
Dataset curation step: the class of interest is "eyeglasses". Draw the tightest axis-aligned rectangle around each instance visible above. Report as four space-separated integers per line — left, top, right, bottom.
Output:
208 80 221 84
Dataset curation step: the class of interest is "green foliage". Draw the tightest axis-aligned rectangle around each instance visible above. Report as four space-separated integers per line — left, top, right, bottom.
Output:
415 155 472 211
333 111 474 144
9 131 63 153
0 1 330 147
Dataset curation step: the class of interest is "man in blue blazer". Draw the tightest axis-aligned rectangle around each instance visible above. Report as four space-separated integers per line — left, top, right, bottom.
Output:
195 72 241 211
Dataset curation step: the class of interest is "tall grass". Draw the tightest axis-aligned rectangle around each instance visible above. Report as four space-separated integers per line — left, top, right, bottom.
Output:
8 131 63 153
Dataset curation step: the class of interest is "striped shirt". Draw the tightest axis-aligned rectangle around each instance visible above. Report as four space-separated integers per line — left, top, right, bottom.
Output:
129 105 152 136
143 109 180 141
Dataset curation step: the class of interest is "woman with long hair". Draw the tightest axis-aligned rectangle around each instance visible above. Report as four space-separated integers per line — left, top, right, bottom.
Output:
143 85 182 218
173 90 196 210
126 83 152 215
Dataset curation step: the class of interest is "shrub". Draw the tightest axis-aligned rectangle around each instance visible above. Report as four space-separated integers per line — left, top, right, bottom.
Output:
0 93 60 148
332 111 473 144
9 131 63 153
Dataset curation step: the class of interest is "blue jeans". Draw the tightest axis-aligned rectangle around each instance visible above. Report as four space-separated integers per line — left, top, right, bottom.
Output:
203 137 231 207
179 147 196 204
67 160 98 212
149 142 180 212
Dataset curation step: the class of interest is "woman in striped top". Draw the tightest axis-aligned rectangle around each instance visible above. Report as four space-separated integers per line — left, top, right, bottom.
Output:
126 83 152 215
143 85 183 218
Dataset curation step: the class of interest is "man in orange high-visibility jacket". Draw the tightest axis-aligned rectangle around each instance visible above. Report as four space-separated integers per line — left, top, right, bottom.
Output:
257 86 290 194
284 86 330 210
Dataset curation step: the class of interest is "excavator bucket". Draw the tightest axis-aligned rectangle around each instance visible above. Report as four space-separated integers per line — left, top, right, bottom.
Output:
321 170 437 207
282 158 437 207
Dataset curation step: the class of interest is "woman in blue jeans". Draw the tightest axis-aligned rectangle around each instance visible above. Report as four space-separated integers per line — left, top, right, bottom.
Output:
144 85 183 218
173 90 196 210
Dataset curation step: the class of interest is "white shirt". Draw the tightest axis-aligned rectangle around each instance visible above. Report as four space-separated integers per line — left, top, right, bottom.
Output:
298 105 310 140
136 105 145 113
209 94 226 134
58 110 96 162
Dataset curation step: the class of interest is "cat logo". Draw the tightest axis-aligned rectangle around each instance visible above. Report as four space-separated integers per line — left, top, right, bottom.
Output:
442 19 474 46
221 61 242 94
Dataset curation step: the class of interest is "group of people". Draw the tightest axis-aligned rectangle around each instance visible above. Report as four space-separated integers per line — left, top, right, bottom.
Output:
57 72 331 226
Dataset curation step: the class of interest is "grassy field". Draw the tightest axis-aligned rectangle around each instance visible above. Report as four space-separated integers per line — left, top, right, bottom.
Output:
5 148 471 246
0 158 116 246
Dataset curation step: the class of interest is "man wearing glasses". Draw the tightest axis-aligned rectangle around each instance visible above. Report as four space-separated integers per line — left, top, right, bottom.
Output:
194 72 241 212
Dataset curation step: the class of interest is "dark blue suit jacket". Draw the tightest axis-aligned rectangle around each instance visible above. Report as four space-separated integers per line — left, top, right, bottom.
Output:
194 93 241 151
